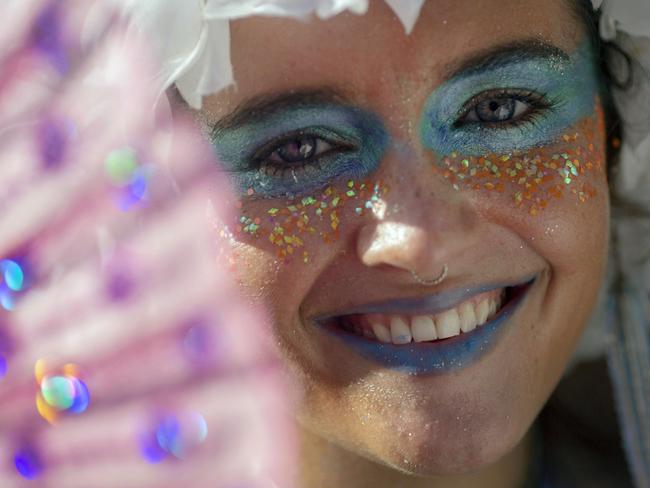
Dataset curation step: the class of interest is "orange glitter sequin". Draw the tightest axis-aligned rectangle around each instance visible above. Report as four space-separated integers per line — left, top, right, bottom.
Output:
433 105 606 214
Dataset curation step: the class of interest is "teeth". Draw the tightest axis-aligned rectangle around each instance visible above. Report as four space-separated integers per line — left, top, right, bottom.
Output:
342 289 506 345
436 309 461 339
390 316 412 344
476 300 490 325
370 319 392 343
488 299 498 318
411 315 437 342
459 302 477 333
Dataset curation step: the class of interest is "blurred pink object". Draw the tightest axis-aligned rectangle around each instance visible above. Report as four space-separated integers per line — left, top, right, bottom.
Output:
0 1 296 487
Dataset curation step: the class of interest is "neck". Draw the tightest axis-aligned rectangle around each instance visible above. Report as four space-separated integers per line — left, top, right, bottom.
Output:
296 423 535 488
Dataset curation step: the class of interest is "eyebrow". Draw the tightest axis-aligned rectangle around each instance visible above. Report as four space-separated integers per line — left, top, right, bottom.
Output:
211 87 352 134
211 39 570 133
441 38 570 82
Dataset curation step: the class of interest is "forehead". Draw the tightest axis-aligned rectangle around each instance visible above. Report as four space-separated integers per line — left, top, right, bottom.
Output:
201 0 584 117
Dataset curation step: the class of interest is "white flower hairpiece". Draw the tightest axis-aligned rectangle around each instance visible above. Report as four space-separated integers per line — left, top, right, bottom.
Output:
590 0 650 207
591 0 650 40
118 0 425 109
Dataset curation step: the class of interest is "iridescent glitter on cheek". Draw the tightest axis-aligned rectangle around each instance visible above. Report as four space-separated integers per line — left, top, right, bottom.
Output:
434 104 606 215
232 180 389 263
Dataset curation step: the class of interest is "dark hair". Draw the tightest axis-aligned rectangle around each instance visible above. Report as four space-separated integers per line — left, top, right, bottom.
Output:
570 0 633 183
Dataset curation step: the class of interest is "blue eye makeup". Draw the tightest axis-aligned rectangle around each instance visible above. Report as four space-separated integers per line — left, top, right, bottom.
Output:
211 105 388 198
420 39 600 156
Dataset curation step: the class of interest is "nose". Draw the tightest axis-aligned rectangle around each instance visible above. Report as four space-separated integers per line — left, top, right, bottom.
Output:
356 158 482 280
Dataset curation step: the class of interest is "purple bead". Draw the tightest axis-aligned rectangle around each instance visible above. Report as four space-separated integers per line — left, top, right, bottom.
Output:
182 316 220 366
138 431 167 464
68 378 90 414
106 269 134 302
31 1 68 74
14 447 43 480
0 356 7 378
38 118 69 170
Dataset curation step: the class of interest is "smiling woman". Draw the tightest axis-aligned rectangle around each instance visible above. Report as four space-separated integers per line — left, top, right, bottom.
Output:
162 0 650 486
3 0 649 486
170 0 606 485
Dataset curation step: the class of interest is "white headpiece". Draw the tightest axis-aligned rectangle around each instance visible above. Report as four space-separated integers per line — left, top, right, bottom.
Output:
117 0 424 109
119 1 650 485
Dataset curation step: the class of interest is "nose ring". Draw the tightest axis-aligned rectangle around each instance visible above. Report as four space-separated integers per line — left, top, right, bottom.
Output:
411 264 448 286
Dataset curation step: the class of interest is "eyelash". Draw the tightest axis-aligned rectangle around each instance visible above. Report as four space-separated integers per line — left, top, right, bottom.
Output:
251 129 355 177
454 88 555 129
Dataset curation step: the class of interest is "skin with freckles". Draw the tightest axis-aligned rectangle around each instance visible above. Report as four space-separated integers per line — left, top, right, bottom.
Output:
192 1 610 487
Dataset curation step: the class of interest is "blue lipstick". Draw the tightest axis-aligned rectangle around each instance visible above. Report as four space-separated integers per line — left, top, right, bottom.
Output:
315 276 536 374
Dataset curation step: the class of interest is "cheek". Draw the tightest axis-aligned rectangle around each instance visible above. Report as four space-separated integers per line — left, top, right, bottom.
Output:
435 102 610 281
224 179 390 320
434 102 607 218
229 179 389 265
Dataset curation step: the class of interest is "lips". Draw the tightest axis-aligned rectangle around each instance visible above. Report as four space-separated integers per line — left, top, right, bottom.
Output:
314 276 536 374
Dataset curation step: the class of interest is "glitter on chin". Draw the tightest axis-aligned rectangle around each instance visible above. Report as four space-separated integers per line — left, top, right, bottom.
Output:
434 104 606 215
232 180 390 264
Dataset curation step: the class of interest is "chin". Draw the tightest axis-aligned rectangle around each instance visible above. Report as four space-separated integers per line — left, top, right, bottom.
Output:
373 415 527 477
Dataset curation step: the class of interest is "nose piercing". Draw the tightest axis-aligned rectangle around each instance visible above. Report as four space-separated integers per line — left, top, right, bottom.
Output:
411 264 448 286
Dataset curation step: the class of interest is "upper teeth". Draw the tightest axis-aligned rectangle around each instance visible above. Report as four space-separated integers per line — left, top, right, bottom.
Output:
349 290 504 345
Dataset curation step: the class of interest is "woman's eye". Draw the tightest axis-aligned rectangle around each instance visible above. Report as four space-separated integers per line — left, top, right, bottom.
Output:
265 136 333 164
456 90 549 127
467 98 529 123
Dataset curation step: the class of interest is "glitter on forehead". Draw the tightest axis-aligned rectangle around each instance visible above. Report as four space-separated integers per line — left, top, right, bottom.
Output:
235 180 389 263
434 105 605 214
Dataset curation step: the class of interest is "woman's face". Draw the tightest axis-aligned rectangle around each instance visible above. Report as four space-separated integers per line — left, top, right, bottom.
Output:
199 0 609 476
